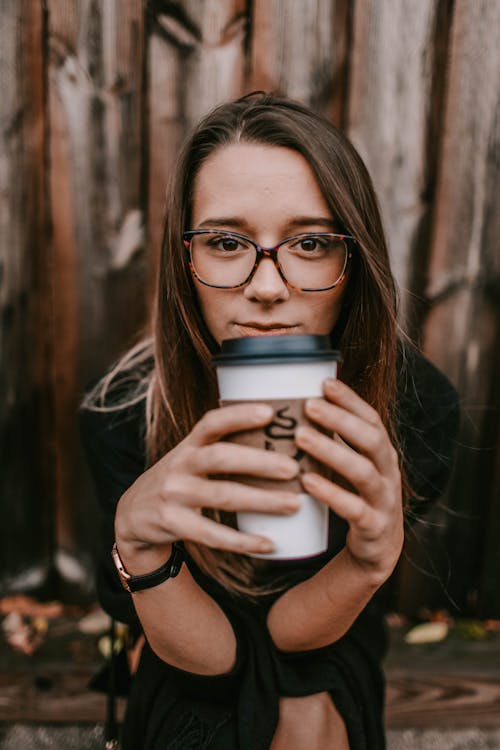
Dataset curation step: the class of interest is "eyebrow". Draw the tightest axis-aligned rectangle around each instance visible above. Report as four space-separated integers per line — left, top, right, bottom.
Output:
197 216 336 231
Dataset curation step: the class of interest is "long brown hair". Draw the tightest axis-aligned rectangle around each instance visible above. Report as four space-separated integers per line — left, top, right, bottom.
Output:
89 92 404 595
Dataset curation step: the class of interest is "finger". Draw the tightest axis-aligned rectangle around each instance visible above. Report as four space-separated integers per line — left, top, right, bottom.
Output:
301 471 377 531
166 474 301 515
190 403 274 446
192 442 299 480
168 506 275 555
322 378 382 425
295 425 385 504
304 398 397 473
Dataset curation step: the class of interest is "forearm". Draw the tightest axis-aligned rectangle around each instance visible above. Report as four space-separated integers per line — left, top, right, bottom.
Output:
121 544 237 675
267 547 385 652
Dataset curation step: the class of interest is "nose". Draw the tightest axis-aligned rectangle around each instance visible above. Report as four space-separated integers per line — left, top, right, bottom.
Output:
243 256 290 304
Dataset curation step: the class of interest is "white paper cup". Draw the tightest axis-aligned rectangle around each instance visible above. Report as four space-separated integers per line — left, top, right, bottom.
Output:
212 335 341 559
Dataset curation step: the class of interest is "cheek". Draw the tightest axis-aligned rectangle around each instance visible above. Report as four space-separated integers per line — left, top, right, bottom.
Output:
194 284 230 342
305 291 345 331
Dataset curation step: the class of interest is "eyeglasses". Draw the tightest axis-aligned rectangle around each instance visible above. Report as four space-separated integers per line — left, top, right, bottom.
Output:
182 229 356 291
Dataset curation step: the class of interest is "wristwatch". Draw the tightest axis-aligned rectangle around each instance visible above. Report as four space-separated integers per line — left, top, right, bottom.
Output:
111 541 184 593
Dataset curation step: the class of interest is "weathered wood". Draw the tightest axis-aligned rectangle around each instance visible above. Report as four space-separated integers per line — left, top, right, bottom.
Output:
385 672 500 728
0 0 51 591
347 0 452 329
46 0 147 581
0 0 498 617
421 0 500 614
2 668 499 727
249 0 349 122
147 0 247 277
0 671 126 723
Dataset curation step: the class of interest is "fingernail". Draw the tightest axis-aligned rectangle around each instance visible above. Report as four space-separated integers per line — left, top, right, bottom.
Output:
301 472 318 487
305 398 322 415
285 496 302 514
278 459 299 478
254 404 273 420
296 425 313 443
258 538 275 553
325 377 338 389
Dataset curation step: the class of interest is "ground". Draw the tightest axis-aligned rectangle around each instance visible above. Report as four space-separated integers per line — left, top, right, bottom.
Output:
0 602 499 748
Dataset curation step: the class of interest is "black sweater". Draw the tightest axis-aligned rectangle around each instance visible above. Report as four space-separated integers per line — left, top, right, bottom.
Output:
80 348 460 750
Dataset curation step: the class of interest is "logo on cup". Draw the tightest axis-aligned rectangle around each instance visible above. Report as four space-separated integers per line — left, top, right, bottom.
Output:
264 405 305 462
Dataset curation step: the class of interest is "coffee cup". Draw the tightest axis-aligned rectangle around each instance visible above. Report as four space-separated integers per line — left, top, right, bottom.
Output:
212 334 341 559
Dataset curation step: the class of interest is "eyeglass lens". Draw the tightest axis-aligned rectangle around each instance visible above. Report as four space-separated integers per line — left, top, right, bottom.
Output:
188 232 348 290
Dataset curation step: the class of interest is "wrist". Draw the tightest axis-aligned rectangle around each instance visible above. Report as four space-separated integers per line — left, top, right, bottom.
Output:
115 539 173 578
112 541 183 593
338 547 393 590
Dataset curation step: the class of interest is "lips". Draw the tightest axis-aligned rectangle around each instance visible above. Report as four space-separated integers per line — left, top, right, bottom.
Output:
235 323 298 337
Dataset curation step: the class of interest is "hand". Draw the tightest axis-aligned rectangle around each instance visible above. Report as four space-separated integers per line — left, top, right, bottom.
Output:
115 403 300 570
295 378 404 585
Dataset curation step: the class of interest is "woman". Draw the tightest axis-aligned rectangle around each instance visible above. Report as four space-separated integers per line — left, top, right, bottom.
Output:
81 92 460 749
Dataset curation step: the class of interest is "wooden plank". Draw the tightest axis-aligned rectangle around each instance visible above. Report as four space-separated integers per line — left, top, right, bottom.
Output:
2 668 499 728
0 1 51 591
0 671 126 723
347 0 451 329
385 672 500 729
146 0 247 278
248 0 349 123
0 615 499 727
420 0 500 614
46 0 147 583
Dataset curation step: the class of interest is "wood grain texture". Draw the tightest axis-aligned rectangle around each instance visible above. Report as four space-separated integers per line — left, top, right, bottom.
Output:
146 0 247 277
0 0 52 590
1 669 499 728
0 1 498 615
421 0 500 614
249 0 349 122
46 0 147 574
347 0 448 326
385 672 500 728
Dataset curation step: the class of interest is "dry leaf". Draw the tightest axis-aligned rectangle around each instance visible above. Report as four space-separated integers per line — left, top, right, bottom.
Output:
98 634 124 659
0 595 63 619
455 619 488 641
2 611 46 655
404 621 449 645
484 620 500 632
78 608 111 635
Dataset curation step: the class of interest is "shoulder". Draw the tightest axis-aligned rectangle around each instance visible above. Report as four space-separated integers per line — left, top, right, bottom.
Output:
79 358 153 495
395 343 461 505
396 345 460 429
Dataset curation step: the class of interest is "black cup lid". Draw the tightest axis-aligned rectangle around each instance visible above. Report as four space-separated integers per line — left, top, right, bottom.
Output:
211 334 342 367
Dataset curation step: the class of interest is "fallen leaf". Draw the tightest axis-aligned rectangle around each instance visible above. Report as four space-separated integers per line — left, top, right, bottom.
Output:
385 612 409 628
484 620 500 632
0 595 63 619
98 634 124 659
455 619 488 641
404 621 449 644
2 611 46 655
78 608 111 635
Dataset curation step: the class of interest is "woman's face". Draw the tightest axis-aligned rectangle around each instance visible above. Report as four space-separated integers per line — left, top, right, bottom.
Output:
190 142 348 345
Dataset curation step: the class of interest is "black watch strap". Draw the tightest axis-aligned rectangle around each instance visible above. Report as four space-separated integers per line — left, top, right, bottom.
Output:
112 541 184 593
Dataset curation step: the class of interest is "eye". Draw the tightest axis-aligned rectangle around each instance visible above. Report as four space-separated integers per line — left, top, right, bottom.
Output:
206 234 248 253
298 236 321 252
220 236 240 252
288 235 328 253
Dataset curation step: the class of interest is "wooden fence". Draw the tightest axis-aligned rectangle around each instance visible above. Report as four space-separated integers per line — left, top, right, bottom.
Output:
1 0 499 616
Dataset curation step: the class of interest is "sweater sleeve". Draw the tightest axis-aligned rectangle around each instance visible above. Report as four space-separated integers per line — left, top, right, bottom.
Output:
79 400 147 626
